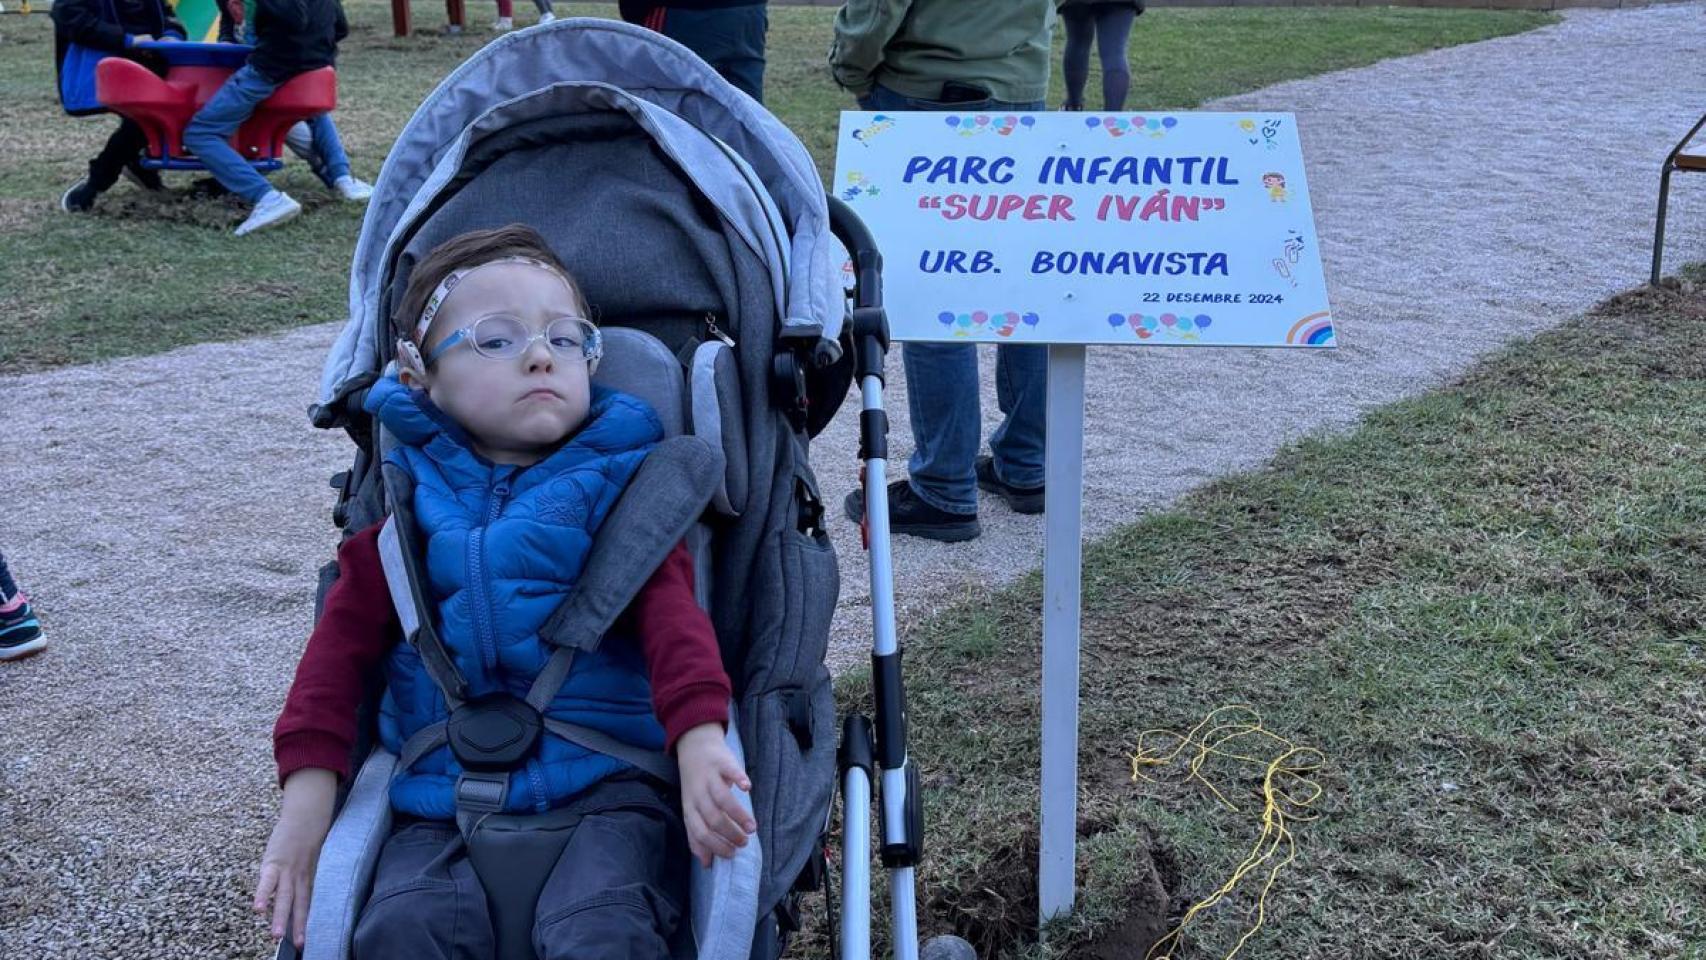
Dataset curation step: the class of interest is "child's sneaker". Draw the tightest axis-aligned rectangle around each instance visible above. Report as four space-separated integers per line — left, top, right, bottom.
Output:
61 177 98 212
491 15 513 30
538 10 555 23
235 189 301 236
0 595 45 662
333 175 373 202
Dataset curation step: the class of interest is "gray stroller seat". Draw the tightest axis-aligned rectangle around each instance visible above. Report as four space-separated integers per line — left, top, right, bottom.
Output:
299 328 762 960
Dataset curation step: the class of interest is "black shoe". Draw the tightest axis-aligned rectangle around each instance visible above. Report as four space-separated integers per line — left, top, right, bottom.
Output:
122 159 165 192
975 456 1045 514
60 177 98 213
844 480 981 543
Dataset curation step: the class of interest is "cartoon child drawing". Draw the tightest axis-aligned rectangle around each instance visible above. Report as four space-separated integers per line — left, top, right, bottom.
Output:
1262 173 1289 203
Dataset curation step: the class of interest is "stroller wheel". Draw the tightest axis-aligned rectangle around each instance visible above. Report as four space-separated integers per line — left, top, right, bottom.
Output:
920 935 977 960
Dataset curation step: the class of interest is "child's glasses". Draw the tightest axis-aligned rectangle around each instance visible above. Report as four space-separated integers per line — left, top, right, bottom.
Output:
426 315 598 365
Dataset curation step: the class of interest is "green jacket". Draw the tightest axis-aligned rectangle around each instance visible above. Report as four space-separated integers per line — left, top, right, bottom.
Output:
829 0 1053 104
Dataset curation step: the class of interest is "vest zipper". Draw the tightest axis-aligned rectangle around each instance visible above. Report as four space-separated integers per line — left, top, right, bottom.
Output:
470 476 512 672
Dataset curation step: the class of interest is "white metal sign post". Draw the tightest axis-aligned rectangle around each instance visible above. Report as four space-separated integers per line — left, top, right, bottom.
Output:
833 109 1335 926
1038 344 1086 921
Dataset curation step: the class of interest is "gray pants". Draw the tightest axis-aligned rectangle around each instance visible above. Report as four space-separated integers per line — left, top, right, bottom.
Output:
353 783 687 960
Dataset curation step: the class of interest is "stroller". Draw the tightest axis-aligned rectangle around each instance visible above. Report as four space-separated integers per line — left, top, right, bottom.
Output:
298 18 972 960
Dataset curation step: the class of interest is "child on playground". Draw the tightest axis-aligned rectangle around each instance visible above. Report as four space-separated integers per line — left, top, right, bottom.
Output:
52 0 184 212
0 550 45 661
182 0 372 236
252 225 754 955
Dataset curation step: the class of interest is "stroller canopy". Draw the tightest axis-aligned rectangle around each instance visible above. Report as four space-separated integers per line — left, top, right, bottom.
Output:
317 17 841 408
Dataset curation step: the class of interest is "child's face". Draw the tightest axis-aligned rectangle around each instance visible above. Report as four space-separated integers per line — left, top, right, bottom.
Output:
405 262 593 465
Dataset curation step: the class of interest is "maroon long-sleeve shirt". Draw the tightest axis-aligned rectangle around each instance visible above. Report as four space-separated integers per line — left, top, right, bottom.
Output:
273 523 730 786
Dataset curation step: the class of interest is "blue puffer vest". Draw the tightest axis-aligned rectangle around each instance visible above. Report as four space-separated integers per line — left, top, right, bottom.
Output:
365 376 666 820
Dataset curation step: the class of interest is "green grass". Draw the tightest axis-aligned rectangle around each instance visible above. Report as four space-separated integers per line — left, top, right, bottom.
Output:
0 2 1553 372
832 271 1706 959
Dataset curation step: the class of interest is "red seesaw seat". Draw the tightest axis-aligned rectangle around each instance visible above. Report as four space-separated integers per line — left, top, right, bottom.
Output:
94 52 337 172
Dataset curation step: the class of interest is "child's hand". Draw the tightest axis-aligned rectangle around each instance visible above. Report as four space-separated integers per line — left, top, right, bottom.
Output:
253 768 337 948
675 723 757 866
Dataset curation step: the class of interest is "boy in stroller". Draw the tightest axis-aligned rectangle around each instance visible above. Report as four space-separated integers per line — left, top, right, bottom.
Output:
254 224 757 956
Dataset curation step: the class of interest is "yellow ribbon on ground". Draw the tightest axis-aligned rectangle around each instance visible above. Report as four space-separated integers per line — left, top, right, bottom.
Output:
1131 705 1325 960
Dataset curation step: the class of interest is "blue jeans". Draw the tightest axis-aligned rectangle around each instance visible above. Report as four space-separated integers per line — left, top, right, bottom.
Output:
857 84 1049 514
658 4 767 103
182 65 351 203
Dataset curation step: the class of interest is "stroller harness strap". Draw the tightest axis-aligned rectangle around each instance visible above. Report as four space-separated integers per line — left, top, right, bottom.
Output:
378 435 721 823
538 435 723 655
376 477 469 708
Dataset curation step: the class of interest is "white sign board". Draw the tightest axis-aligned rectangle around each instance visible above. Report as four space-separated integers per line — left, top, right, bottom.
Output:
832 111 1334 348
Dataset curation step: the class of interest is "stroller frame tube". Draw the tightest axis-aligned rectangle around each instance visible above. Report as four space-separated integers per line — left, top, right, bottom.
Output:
832 194 924 960
841 750 875 960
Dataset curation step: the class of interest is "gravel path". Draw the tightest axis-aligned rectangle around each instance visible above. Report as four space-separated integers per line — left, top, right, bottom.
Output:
4 6 1705 956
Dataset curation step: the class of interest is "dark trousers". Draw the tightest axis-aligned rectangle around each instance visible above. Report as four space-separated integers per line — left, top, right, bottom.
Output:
0 550 17 601
353 779 688 960
654 4 767 103
87 119 150 194
1061 4 1137 111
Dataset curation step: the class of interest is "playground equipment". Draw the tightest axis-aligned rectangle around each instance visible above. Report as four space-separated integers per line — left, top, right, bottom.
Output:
1652 113 1706 286
389 0 471 37
93 41 336 172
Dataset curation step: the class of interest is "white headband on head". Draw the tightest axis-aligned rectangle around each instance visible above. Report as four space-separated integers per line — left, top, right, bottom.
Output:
399 254 602 374
411 255 563 346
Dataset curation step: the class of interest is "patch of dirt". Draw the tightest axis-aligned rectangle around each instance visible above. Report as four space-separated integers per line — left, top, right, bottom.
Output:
929 818 1179 960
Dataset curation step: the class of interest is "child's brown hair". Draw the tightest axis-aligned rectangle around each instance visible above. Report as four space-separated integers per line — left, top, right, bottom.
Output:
392 224 592 344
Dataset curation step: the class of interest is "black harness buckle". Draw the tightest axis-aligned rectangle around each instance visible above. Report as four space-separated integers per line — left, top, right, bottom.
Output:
447 694 543 772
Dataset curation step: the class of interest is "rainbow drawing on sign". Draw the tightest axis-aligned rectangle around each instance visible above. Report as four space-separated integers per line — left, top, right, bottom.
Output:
1107 312 1213 341
1286 312 1335 346
937 310 1042 338
1085 115 1177 139
944 115 1036 137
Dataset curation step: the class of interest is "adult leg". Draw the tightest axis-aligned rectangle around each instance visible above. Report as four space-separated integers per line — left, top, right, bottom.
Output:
533 789 687 960
1060 8 1095 110
181 65 280 203
988 344 1048 489
901 342 983 515
1094 5 1137 112
353 820 495 960
533 0 553 15
658 4 768 102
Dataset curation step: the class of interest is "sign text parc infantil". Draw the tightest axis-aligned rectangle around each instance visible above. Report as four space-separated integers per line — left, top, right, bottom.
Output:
832 111 1334 348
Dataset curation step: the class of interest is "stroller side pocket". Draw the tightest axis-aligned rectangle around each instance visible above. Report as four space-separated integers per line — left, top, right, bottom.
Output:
745 674 835 912
742 526 838 912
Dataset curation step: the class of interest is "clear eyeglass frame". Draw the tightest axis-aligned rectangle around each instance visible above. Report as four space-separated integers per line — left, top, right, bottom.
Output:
425 314 596 365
